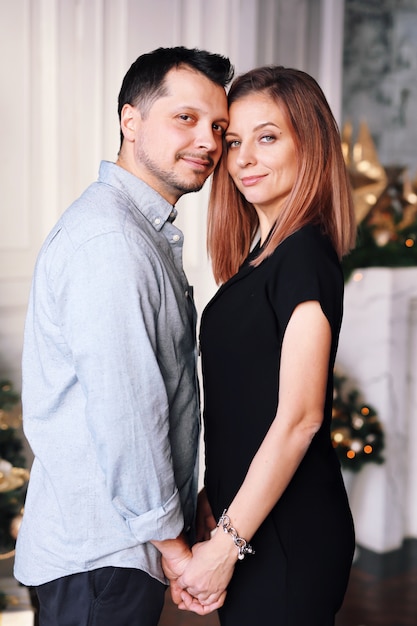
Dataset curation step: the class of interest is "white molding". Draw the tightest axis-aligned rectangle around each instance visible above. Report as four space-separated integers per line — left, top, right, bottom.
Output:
317 0 345 126
275 0 310 70
0 0 31 252
38 0 60 236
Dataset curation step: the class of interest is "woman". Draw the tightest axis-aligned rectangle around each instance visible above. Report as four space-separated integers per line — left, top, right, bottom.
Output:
176 66 357 625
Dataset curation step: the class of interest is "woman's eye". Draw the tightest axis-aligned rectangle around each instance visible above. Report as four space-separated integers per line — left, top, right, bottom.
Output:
227 140 241 149
260 135 275 143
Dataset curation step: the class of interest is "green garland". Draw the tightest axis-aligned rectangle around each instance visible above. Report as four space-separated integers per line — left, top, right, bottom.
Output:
331 372 385 472
343 221 417 282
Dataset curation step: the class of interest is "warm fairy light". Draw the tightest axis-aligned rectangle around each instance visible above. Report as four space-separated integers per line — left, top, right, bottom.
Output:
374 230 391 246
333 432 344 443
347 450 356 459
361 406 370 416
353 272 363 282
408 192 417 204
352 415 364 429
405 238 415 248
350 440 363 453
356 160 369 172
365 193 377 204
352 143 363 162
364 445 373 454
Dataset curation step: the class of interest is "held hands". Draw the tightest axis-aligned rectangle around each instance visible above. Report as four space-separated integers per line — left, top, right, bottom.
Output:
162 539 231 615
162 489 237 615
175 533 237 614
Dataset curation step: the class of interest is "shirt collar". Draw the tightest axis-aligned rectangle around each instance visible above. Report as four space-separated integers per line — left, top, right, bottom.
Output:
98 160 176 231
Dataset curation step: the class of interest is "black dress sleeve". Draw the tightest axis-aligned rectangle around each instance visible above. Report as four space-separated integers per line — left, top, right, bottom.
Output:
266 225 344 339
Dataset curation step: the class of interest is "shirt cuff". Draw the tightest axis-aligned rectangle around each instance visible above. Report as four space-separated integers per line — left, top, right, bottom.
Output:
118 489 184 543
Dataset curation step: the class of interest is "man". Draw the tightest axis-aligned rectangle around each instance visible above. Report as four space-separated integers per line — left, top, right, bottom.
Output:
14 46 233 625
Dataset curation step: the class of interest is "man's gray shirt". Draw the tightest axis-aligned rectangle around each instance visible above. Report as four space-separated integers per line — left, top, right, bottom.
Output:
14 161 200 585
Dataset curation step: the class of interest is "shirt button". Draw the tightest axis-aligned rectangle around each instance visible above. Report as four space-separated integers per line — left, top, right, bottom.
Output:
185 290 189 297
154 218 161 225
172 234 180 242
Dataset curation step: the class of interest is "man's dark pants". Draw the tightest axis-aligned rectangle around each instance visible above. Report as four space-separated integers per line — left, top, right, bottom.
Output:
35 566 166 625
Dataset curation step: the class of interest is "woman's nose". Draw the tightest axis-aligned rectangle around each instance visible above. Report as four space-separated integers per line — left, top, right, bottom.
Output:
236 144 255 167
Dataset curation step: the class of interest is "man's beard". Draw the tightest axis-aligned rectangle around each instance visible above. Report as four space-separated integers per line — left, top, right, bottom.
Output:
138 147 214 196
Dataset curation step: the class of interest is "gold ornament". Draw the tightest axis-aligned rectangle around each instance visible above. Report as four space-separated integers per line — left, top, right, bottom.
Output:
0 403 22 430
9 511 23 540
342 120 387 224
0 466 29 493
342 120 417 236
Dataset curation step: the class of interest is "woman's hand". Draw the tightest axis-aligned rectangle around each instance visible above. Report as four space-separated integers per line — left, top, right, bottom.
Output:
176 529 238 611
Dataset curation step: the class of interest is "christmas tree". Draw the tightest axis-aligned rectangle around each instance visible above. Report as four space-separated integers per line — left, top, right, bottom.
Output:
0 379 28 611
331 371 385 472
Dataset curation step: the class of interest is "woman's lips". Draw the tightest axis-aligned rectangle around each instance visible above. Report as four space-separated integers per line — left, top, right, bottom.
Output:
240 174 266 187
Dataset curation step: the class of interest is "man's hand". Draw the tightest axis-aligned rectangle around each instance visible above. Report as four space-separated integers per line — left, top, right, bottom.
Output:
160 547 191 605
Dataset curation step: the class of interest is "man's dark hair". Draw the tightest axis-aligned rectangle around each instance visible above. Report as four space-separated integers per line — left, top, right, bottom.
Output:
117 46 234 146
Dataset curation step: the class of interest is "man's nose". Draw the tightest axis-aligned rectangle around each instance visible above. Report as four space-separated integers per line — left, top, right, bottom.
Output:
194 123 218 152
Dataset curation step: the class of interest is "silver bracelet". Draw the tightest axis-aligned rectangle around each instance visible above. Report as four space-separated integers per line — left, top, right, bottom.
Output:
217 509 255 560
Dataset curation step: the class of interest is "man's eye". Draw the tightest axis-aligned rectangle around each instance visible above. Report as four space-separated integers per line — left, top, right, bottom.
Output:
213 123 225 135
178 114 193 122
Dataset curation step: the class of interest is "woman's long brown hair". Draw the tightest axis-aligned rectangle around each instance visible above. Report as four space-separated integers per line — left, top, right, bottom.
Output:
207 66 356 284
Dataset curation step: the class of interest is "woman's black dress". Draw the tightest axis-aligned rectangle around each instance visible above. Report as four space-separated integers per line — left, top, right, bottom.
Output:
200 225 355 626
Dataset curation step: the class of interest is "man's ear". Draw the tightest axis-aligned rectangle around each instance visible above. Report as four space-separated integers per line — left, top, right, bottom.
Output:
120 104 139 142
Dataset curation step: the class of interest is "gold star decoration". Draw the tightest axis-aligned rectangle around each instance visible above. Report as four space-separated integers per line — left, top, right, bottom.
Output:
341 120 417 279
342 120 388 224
